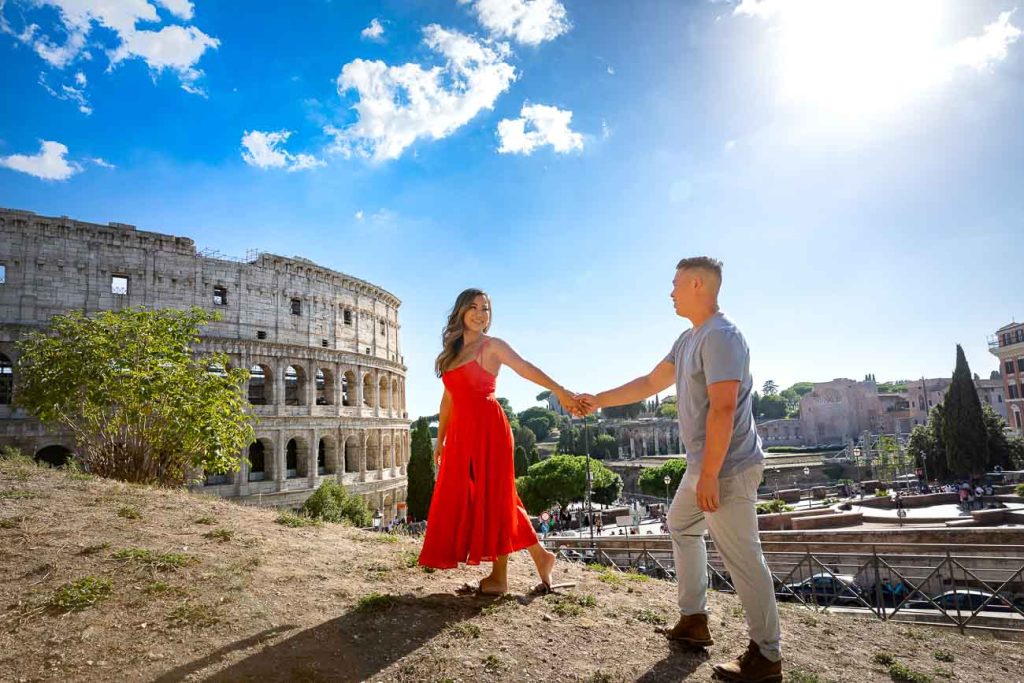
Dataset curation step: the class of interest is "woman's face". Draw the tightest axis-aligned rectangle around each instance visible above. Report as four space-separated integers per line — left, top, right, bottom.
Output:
462 294 491 334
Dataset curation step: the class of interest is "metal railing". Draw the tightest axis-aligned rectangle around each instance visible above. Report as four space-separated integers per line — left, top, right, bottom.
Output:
543 537 1024 634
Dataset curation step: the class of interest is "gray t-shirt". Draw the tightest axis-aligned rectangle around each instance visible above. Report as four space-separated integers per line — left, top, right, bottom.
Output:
664 311 763 477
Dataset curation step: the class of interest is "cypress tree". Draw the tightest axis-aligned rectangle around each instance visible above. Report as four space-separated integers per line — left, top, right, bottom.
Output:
941 345 989 478
407 418 436 521
514 445 530 478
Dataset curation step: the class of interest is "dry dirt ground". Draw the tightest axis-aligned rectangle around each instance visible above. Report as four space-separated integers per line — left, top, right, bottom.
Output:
1 457 1022 683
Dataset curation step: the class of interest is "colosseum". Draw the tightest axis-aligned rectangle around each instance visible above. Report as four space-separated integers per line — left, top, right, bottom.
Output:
0 207 410 520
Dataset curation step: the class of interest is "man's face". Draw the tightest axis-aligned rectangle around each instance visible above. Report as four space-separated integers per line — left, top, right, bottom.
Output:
670 268 696 317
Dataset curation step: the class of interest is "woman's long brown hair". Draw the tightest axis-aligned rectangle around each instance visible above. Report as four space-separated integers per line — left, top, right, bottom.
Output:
434 288 491 377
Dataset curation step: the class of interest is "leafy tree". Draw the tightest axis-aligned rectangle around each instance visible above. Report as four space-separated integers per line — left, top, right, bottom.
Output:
762 380 778 396
1009 436 1024 469
941 345 989 477
302 479 372 526
658 402 678 418
983 404 1012 471
759 394 787 420
513 425 537 454
557 425 581 454
751 390 761 418
15 307 254 486
524 417 551 441
907 424 941 481
600 401 645 419
590 434 619 460
515 455 621 514
639 458 687 498
536 390 552 402
514 445 530 478
529 446 541 466
786 382 814 397
497 397 518 429
407 417 436 521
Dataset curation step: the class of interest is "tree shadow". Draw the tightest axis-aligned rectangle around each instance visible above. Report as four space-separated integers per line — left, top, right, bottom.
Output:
168 592 493 682
635 646 709 682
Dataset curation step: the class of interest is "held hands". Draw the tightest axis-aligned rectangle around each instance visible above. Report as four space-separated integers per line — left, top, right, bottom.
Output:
554 388 584 417
575 393 599 416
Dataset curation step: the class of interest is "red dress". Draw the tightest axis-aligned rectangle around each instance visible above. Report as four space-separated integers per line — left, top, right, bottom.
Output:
418 346 539 569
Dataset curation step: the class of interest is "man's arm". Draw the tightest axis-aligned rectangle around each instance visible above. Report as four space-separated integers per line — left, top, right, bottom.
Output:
695 380 740 512
578 360 676 411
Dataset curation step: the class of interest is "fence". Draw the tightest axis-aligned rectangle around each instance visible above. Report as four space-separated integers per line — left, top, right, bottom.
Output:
542 537 1024 635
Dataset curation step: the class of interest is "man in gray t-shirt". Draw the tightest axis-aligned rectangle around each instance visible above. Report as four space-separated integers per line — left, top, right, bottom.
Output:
579 257 782 682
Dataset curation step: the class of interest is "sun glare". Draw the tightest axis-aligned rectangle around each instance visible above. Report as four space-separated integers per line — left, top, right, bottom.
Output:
772 0 948 117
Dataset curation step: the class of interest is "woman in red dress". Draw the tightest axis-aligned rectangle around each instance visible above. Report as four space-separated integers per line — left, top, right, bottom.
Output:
418 288 580 595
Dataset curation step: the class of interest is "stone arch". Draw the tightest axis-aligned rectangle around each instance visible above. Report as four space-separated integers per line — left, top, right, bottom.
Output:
382 433 393 470
365 431 380 471
379 375 390 411
342 369 356 406
247 438 272 481
362 372 375 408
315 367 334 405
285 436 310 478
318 435 338 475
0 353 13 405
248 363 273 405
285 364 306 406
343 434 361 473
34 444 72 468
391 377 399 412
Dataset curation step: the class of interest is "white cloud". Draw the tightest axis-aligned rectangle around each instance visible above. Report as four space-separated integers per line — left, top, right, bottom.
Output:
89 157 115 168
950 10 1022 72
459 0 570 46
38 72 92 114
0 0 219 96
361 18 385 42
0 140 81 180
601 119 611 140
725 139 737 150
328 25 516 161
241 130 325 172
354 210 364 221
733 0 783 20
496 103 583 155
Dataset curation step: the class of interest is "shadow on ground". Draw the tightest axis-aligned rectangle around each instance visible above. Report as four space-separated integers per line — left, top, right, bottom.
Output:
156 592 492 682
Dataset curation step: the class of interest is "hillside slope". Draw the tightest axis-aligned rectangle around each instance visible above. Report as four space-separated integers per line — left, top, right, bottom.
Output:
1 457 1021 682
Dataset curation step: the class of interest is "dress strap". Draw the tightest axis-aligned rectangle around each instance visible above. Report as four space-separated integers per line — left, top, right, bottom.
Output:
475 337 490 363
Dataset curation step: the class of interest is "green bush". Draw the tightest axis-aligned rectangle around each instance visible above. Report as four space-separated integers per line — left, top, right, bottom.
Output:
1015 483 1024 498
301 480 373 527
755 499 793 515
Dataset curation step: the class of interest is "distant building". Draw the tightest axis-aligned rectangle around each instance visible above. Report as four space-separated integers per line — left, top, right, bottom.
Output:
990 321 1024 434
757 418 802 447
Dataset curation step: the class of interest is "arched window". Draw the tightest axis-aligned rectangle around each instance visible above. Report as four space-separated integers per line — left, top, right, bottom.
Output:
248 441 266 481
249 364 272 405
0 354 12 405
286 439 299 478
285 365 305 406
317 439 327 475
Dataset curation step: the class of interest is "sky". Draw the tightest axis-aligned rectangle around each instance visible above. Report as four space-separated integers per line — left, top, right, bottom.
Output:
1 0 1022 419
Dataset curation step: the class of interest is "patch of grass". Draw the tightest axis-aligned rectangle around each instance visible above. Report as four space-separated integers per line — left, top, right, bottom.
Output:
49 576 113 612
364 533 399 544
481 594 519 616
482 654 504 673
448 622 481 639
933 651 954 663
887 661 932 683
597 572 623 586
787 669 826 683
549 593 596 618
399 550 420 568
203 528 234 542
0 489 39 500
117 505 142 520
77 542 111 555
635 608 666 625
275 511 321 528
354 592 396 613
366 562 391 580
194 515 217 525
730 605 745 618
801 614 819 627
112 547 196 570
623 571 649 583
873 653 896 667
169 601 220 628
0 516 21 529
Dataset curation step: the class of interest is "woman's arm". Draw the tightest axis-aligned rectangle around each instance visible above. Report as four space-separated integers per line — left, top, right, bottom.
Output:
435 388 452 467
489 338 580 414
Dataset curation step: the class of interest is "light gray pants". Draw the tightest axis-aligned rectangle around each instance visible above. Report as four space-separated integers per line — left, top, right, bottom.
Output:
666 462 782 662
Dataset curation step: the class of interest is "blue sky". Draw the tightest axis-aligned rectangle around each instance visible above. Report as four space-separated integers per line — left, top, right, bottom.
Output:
1 0 1022 419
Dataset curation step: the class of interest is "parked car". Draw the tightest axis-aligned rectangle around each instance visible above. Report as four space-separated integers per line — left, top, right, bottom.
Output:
904 589 1015 614
780 573 865 605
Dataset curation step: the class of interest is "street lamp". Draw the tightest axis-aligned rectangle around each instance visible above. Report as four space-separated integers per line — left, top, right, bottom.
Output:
663 474 672 513
372 509 382 530
803 466 811 509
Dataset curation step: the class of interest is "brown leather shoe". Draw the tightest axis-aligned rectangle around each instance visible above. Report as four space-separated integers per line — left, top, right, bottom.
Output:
712 640 782 683
655 612 714 648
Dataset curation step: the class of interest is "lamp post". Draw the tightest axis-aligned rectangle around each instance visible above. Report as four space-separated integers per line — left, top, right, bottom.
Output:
853 446 863 495
803 466 811 509
581 416 595 547
664 474 672 513
372 509 382 531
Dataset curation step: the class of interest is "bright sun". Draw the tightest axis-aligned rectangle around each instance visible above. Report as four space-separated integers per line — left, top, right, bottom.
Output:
769 0 949 117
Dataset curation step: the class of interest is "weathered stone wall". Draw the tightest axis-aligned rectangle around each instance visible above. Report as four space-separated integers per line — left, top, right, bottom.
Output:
0 207 409 518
